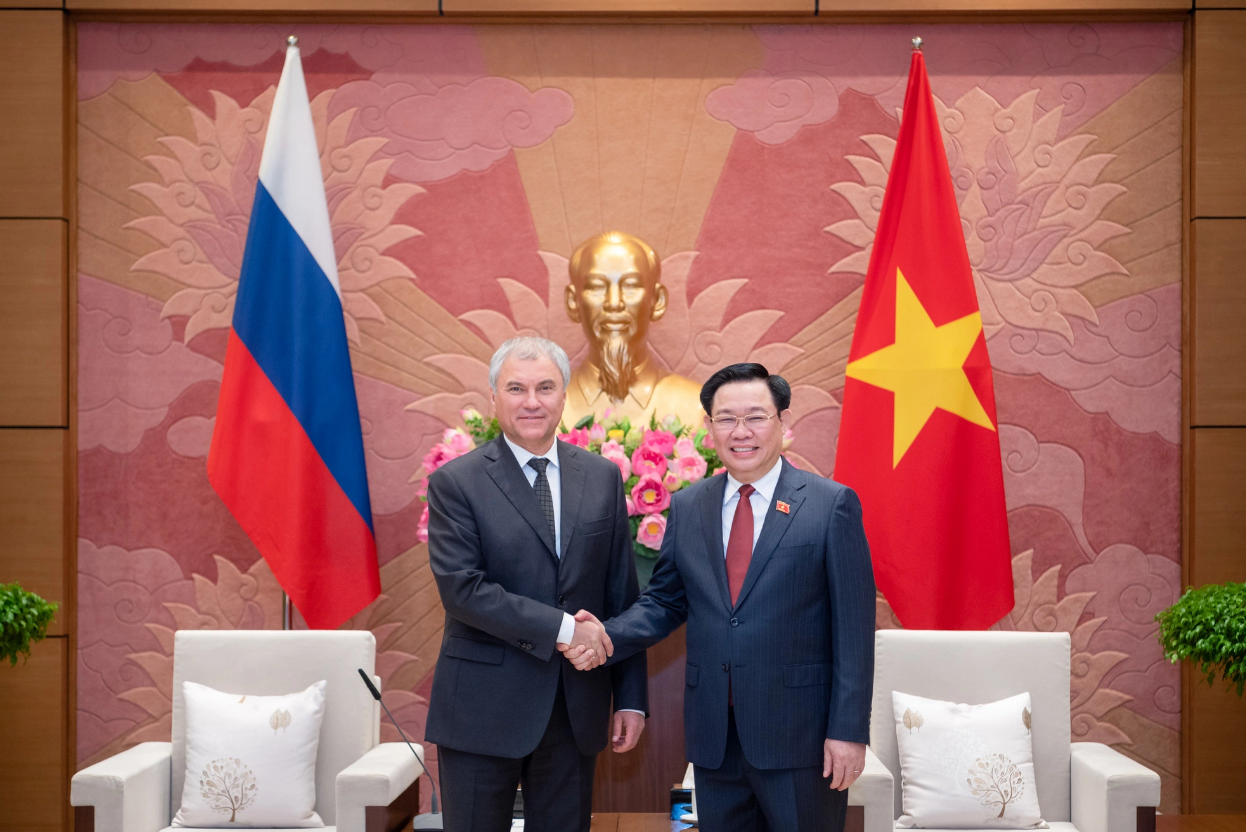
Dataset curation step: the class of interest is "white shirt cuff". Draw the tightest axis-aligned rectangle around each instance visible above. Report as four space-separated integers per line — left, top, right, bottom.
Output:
616 709 646 715
557 612 576 646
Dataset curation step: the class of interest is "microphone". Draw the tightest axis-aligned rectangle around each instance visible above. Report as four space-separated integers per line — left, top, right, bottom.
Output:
358 669 443 830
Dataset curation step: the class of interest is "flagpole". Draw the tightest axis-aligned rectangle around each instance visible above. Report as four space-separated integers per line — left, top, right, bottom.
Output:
912 36 922 50
282 591 292 630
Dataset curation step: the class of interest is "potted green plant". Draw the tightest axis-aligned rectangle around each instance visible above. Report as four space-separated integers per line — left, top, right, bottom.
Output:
1156 581 1246 696
0 582 58 667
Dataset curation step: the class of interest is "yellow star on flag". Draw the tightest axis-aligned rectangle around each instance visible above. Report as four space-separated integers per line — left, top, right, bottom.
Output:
845 268 995 467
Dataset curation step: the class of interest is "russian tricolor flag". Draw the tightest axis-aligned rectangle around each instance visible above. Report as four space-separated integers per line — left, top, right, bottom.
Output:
208 38 381 630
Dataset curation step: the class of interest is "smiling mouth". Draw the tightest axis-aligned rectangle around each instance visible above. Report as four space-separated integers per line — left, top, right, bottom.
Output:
729 445 760 455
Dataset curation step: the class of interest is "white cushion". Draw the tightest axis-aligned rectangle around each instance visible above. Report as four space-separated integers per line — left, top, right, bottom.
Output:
162 828 336 832
872 631 1072 823
172 631 378 827
893 691 1045 829
173 681 327 828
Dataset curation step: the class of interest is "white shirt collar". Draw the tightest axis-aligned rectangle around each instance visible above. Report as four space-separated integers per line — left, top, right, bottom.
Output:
724 457 784 506
503 433 560 470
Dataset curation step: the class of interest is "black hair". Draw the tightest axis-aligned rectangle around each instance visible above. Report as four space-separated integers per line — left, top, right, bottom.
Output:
699 363 792 415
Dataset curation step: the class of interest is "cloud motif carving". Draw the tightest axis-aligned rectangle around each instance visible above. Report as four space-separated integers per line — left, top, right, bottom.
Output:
78 276 222 454
705 70 839 145
333 77 574 182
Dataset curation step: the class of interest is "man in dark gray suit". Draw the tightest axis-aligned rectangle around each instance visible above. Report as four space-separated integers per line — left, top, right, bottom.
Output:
425 336 648 832
565 362 875 832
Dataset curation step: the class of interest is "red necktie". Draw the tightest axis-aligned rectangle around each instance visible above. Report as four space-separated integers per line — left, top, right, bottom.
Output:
725 484 755 606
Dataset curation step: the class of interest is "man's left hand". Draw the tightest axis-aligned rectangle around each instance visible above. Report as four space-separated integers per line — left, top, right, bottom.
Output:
823 739 866 790
612 711 645 753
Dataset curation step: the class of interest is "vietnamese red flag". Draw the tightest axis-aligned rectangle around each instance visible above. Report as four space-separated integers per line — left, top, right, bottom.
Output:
833 46 1013 630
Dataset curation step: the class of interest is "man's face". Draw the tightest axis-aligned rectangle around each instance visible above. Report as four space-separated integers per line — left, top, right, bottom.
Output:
705 380 791 484
565 240 667 352
492 356 566 454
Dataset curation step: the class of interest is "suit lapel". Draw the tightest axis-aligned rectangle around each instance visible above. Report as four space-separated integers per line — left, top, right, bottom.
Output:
483 437 557 560
732 460 806 611
558 442 586 560
697 474 733 613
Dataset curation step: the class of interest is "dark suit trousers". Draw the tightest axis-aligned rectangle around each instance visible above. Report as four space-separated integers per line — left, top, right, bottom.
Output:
695 708 847 832
438 679 596 832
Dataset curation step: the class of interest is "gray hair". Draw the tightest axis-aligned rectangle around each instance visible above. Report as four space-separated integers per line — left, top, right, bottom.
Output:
488 337 572 392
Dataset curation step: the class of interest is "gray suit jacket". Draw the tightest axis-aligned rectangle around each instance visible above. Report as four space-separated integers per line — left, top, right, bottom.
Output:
424 437 648 758
605 459 875 770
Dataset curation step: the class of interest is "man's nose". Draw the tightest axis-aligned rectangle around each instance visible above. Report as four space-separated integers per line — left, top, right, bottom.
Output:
605 280 624 310
522 388 542 408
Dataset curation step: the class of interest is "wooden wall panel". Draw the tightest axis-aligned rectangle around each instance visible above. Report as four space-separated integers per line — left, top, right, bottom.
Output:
1190 219 1246 427
1193 10 1246 218
0 221 67 427
66 0 437 10
0 430 68 636
444 0 810 12
1190 429 1246 588
1189 677 1246 814
0 11 65 219
0 636 67 832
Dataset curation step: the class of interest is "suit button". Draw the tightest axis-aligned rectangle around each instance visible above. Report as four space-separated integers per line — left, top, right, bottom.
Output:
559 595 566 605
730 618 739 627
722 663 730 672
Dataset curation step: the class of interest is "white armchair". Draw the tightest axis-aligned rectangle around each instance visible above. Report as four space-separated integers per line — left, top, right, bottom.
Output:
71 631 423 832
850 630 1159 832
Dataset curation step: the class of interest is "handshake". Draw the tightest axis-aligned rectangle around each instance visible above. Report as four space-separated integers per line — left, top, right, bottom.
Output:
557 610 614 671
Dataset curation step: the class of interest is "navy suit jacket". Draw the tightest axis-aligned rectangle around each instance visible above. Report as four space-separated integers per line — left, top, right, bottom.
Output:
605 459 875 770
424 437 648 759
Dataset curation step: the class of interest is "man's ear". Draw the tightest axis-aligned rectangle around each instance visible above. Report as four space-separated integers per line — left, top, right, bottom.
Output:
651 283 668 322
565 284 581 323
778 408 793 433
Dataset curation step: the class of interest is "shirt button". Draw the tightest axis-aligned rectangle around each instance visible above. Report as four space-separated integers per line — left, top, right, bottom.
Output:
730 618 739 627
722 663 730 673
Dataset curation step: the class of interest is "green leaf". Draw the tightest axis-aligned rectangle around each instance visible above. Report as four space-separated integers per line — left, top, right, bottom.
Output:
574 414 595 430
0 583 58 667
1156 581 1246 696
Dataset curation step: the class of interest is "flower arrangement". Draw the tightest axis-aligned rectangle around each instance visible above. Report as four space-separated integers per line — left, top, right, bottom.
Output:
415 409 722 585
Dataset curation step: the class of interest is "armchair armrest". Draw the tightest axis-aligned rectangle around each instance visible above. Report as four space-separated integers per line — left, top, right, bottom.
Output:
70 742 172 832
336 742 423 832
1071 742 1160 832
848 746 895 832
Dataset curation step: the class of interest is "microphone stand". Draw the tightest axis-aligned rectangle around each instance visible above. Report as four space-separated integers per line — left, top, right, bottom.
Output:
358 669 443 830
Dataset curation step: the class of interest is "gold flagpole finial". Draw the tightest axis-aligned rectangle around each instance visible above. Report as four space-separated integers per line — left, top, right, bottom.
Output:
912 37 923 51
287 35 299 47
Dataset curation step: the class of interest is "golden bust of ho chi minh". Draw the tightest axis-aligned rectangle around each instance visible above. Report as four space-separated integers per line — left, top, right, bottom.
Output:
562 232 705 431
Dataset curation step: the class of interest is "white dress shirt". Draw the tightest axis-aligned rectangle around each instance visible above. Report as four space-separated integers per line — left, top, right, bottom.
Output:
502 434 577 646
721 457 784 554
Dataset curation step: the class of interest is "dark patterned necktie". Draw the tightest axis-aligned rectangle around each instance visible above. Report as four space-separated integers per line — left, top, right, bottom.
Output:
527 457 557 554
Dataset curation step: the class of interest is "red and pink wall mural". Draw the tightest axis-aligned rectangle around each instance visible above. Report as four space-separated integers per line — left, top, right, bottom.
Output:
76 22 1183 810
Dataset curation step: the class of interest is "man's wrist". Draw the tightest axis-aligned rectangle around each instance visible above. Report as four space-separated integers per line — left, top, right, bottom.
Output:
616 709 645 716
557 612 576 646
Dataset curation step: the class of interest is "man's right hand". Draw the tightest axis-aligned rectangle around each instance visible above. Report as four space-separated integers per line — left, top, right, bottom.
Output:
557 610 612 670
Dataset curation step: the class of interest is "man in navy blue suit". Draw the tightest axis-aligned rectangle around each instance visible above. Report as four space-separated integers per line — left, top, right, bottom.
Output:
564 363 876 832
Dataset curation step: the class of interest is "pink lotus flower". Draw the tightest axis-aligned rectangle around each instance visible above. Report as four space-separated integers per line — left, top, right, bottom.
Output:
416 504 430 543
643 429 678 456
601 439 625 456
699 430 715 450
631 476 671 514
459 407 482 422
663 471 682 492
559 427 591 448
631 445 668 478
602 447 632 480
673 437 698 458
443 428 474 454
626 495 639 516
423 442 464 475
636 513 668 550
674 454 708 484
714 466 726 476
588 422 607 443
